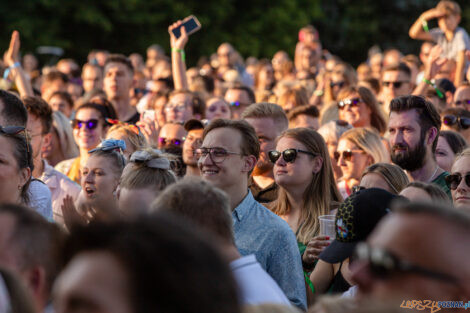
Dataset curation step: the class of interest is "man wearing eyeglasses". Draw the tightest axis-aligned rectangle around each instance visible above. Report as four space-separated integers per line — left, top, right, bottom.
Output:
453 84 470 110
351 201 470 301
388 95 451 198
380 63 413 110
164 90 196 123
197 119 306 310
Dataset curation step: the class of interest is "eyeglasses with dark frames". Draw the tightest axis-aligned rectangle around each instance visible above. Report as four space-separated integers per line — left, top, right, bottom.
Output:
353 242 458 284
268 148 317 163
442 115 470 130
445 173 470 190
195 147 243 163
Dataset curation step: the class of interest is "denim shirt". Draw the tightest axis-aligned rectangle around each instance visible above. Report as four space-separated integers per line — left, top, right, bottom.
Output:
232 191 307 310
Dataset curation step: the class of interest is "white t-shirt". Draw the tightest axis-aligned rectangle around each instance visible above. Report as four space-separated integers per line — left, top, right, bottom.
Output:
27 179 53 221
230 254 291 306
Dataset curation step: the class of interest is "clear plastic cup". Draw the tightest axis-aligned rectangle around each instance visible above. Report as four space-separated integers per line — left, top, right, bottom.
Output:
318 215 336 241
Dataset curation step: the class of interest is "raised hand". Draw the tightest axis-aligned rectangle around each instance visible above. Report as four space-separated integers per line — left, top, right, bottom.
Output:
61 194 87 231
168 21 188 50
4 30 20 67
424 44 448 80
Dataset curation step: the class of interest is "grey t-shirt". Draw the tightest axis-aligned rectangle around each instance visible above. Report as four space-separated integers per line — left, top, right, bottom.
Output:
430 27 470 61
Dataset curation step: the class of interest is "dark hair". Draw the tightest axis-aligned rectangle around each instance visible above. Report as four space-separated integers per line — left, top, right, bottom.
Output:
436 78 456 94
287 104 319 120
382 62 411 79
0 203 65 296
0 90 28 127
23 96 53 134
203 119 260 160
362 77 381 94
76 99 117 123
0 268 36 313
105 54 134 74
439 130 468 154
48 91 74 109
389 95 441 152
226 85 256 104
152 178 234 244
62 216 240 313
42 71 69 85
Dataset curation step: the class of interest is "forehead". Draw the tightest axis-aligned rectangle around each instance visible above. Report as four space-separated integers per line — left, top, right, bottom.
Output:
244 117 276 133
337 138 358 150
85 155 116 171
207 98 228 108
454 87 470 100
225 89 249 103
202 127 242 152
105 62 131 75
170 93 191 103
382 70 408 81
188 128 204 138
159 124 186 139
388 110 420 128
276 136 308 150
451 155 470 173
76 108 101 120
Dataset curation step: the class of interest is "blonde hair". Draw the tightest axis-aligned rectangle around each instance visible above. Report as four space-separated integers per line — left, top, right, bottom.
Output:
436 0 461 16
241 102 288 131
120 149 177 191
52 111 79 159
278 86 309 111
452 147 470 170
270 128 343 244
337 86 387 134
361 163 409 194
106 124 148 152
339 128 390 163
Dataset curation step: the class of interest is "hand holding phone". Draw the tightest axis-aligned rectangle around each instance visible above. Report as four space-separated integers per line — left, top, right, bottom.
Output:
169 15 201 41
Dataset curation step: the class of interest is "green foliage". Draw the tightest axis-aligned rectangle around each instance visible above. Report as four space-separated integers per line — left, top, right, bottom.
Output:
0 0 469 67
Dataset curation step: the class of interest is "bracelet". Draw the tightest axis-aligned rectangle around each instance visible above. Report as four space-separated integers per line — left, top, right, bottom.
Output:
171 48 185 62
3 62 21 80
423 78 444 99
422 20 429 32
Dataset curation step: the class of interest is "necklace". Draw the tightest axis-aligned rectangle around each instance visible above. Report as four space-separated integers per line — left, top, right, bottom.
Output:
427 165 439 183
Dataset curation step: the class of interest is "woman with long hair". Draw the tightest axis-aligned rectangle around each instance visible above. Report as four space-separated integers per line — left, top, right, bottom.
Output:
269 128 343 268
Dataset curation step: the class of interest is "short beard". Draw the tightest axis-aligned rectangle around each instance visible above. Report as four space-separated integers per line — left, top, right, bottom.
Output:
391 132 427 172
252 161 273 176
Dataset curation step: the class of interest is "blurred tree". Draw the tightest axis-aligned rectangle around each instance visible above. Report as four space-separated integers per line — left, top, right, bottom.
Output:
0 0 468 67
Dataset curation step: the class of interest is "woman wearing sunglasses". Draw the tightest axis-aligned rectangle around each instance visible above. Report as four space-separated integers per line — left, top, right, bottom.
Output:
61 139 126 229
440 107 470 142
336 128 390 199
447 147 470 211
0 126 33 206
55 100 117 184
269 128 343 277
337 86 387 135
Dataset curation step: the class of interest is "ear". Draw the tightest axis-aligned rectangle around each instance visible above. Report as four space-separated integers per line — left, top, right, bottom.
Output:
312 156 323 174
24 266 47 305
41 133 52 150
243 155 257 173
19 166 31 188
427 127 438 146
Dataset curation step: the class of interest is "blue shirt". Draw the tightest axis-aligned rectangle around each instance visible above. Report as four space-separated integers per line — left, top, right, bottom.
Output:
232 191 307 310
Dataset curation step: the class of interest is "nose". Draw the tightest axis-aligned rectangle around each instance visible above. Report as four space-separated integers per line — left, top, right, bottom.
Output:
275 154 287 167
389 131 403 147
338 153 347 167
199 151 215 167
456 176 469 191
84 172 94 184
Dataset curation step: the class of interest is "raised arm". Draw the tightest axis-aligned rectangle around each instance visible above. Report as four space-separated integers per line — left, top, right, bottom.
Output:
409 8 444 41
4 31 34 97
169 21 189 90
412 45 447 96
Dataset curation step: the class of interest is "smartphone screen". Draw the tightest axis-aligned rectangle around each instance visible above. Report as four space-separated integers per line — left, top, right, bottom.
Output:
172 16 201 39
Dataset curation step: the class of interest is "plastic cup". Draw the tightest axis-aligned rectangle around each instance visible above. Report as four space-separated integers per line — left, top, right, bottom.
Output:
318 215 336 241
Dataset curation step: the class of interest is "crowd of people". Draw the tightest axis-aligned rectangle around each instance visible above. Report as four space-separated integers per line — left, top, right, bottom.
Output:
0 1 470 312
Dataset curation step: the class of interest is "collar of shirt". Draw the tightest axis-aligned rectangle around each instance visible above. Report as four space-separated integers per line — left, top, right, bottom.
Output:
40 160 59 189
233 190 256 222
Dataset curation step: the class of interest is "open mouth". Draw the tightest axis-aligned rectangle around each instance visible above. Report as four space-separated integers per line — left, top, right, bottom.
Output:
202 168 219 176
84 186 96 197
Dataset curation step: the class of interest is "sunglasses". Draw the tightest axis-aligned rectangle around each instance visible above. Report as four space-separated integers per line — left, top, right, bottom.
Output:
158 137 185 146
334 149 364 161
442 115 470 130
454 99 470 106
382 81 408 88
72 119 99 130
445 173 470 190
268 148 317 163
330 81 345 88
338 97 362 110
195 147 242 163
353 242 458 283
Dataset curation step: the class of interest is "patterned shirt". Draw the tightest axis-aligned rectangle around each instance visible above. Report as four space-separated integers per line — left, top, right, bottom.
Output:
232 191 306 310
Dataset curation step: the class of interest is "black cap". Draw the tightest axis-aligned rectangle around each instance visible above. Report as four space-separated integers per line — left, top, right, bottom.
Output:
183 119 205 132
319 188 404 263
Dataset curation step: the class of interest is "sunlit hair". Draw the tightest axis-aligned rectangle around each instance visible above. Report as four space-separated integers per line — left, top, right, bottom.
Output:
337 86 387 134
277 86 309 111
317 120 353 144
404 181 451 205
339 128 390 164
106 124 148 153
52 111 79 160
270 128 343 244
361 163 409 194
452 147 470 170
120 149 177 191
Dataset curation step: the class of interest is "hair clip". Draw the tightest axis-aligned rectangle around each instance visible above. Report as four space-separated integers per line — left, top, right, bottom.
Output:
130 150 170 170
89 139 126 153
